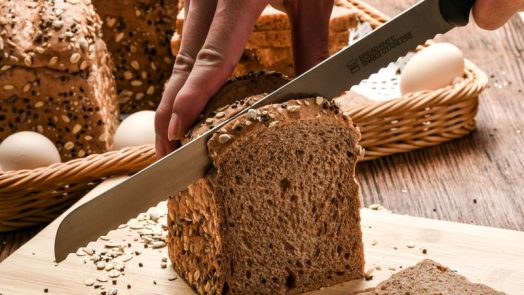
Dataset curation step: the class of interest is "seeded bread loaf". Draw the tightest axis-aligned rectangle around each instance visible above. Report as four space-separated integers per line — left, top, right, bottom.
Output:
91 0 178 113
0 0 118 161
353 259 505 295
167 73 365 294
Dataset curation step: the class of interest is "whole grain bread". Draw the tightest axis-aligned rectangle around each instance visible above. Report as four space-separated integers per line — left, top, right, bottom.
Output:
91 0 178 113
168 72 365 294
0 0 118 160
354 259 505 295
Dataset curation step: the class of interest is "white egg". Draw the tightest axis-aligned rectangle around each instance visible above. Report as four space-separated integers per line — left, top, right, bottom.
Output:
400 43 465 95
112 111 155 150
0 131 61 171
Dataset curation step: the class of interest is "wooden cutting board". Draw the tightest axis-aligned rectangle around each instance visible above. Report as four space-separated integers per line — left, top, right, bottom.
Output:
0 177 523 295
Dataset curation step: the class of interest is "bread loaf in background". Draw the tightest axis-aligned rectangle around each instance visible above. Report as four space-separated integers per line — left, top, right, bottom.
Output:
91 0 178 113
167 71 365 294
0 0 119 161
171 4 357 77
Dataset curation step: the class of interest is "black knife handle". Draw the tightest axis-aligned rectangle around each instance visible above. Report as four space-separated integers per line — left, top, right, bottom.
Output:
439 0 476 27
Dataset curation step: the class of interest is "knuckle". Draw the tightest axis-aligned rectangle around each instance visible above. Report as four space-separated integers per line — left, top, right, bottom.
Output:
173 51 197 74
195 47 226 68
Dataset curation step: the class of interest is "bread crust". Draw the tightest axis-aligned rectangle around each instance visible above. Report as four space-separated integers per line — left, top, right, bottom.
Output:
0 0 118 160
168 73 365 295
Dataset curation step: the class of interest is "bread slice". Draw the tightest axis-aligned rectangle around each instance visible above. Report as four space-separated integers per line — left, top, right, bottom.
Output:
91 0 178 113
354 259 505 295
167 73 365 294
0 0 119 160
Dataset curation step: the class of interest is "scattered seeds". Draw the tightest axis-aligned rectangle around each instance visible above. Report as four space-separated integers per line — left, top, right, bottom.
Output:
96 262 105 270
215 111 225 118
406 241 415 248
108 270 120 278
96 276 108 283
84 278 95 286
315 96 324 105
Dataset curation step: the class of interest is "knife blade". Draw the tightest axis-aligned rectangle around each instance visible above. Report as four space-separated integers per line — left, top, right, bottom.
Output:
55 0 475 262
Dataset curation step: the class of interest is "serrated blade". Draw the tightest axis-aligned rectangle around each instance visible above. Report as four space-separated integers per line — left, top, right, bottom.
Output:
55 0 461 262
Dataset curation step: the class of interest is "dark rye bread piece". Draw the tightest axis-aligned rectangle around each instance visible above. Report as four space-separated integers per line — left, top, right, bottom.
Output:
0 0 118 160
168 75 365 294
91 0 178 113
354 259 505 295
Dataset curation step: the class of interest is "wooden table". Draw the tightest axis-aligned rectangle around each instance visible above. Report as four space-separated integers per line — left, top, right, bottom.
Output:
1 0 524 263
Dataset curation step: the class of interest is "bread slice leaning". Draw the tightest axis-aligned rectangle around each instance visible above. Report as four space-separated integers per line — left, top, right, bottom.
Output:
353 259 505 295
167 72 365 294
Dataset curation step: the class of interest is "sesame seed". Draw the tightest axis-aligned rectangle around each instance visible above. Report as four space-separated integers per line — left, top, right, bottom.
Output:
215 111 225 118
406 241 415 248
3 84 14 91
61 115 70 123
131 60 140 70
115 32 125 43
85 279 95 286
315 96 324 105
146 86 155 95
123 71 133 80
0 65 11 71
23 83 31 93
131 80 143 87
64 142 75 150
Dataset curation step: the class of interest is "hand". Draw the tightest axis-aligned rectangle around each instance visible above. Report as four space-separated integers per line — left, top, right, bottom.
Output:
155 0 334 158
473 0 524 30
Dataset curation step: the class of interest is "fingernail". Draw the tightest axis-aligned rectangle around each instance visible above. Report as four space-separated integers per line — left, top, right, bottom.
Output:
167 113 180 141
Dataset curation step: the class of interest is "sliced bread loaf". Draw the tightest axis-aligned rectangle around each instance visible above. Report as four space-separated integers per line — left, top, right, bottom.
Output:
354 259 505 295
167 73 365 294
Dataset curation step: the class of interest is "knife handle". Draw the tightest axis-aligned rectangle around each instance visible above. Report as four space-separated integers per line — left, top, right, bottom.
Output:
439 0 475 27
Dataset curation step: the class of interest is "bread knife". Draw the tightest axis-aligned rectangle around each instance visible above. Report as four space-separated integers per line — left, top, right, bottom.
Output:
55 0 475 262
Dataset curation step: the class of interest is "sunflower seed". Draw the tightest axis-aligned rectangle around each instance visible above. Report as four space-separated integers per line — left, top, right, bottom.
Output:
218 134 232 144
286 105 301 113
70 53 81 64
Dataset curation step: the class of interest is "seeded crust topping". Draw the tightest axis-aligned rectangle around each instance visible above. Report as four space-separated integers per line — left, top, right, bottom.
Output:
206 97 358 160
0 0 102 74
0 0 119 160
92 0 178 113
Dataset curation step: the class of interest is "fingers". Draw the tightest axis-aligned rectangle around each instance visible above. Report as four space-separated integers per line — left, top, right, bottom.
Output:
167 0 269 141
155 0 217 157
473 0 524 30
285 0 334 75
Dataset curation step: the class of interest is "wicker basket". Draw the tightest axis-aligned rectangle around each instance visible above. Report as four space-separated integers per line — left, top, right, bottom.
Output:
0 0 488 232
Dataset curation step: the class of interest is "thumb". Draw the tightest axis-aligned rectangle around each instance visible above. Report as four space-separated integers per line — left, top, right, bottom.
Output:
473 0 524 30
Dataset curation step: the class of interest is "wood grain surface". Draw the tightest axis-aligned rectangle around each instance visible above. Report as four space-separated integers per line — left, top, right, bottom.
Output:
1 178 523 295
2 0 524 262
